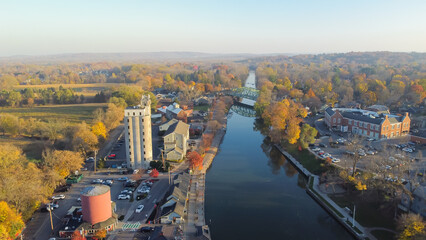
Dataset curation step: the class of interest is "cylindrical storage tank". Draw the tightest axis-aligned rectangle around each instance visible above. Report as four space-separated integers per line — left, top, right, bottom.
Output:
81 185 112 225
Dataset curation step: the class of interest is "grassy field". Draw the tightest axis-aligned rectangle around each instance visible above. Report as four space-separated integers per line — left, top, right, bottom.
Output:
0 137 45 159
281 142 328 175
330 195 397 231
13 83 128 90
0 103 107 123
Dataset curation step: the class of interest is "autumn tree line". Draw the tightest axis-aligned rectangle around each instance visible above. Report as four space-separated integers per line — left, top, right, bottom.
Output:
0 101 126 238
254 54 425 113
0 63 248 108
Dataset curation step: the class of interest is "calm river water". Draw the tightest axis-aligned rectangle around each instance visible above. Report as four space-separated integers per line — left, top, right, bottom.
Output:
204 72 353 240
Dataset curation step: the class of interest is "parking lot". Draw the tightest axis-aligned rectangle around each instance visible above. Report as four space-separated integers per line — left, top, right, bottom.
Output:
310 134 425 180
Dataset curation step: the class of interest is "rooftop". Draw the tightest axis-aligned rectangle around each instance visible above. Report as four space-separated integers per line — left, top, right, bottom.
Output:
81 185 110 196
164 121 190 136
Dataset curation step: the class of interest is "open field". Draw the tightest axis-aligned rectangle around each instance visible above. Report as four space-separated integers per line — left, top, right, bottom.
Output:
0 103 108 123
0 137 45 159
13 83 130 90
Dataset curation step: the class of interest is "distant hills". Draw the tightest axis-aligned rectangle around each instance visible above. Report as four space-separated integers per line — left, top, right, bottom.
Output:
0 51 425 65
0 52 271 64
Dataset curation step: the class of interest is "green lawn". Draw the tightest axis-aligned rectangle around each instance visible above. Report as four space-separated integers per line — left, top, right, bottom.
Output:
371 230 396 240
193 105 210 112
329 194 396 231
280 142 328 175
0 103 107 123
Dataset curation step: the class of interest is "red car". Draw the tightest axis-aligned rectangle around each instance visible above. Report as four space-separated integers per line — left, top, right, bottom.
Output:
108 154 116 159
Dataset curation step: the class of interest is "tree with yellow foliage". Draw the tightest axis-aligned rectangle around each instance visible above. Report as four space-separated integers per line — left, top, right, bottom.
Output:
262 98 307 144
43 149 84 178
93 229 107 240
92 122 107 139
397 213 426 240
0 201 24 239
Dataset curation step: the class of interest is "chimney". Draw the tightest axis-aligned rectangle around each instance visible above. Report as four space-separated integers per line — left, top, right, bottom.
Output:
405 112 409 117
385 115 388 120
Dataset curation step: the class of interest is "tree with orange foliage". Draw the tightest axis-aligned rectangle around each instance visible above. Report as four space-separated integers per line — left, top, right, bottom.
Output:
262 99 307 144
187 151 203 170
202 133 214 150
149 169 159 178
71 230 86 240
93 229 107 240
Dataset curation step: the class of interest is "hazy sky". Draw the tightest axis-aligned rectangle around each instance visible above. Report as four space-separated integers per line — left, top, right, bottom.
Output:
1 0 426 56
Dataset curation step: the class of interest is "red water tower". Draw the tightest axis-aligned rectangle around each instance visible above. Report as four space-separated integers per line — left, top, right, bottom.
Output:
81 185 112 224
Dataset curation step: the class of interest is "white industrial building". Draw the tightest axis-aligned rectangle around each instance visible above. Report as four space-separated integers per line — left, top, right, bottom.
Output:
124 95 153 169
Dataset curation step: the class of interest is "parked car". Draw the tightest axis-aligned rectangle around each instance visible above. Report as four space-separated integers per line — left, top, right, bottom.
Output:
366 151 375 155
117 194 130 200
86 157 94 162
140 226 154 232
319 143 327 148
52 195 65 200
402 147 413 153
117 177 128 181
135 205 144 213
312 147 321 152
332 158 341 163
345 151 355 156
121 189 133 194
47 202 59 209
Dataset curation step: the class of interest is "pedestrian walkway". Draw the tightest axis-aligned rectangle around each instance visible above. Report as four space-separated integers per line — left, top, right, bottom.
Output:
274 144 375 240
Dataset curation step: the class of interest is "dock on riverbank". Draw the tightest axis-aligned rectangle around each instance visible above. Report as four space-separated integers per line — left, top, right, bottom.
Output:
274 144 373 240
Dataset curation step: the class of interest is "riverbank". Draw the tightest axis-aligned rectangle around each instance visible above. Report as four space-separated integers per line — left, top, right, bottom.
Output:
184 101 230 239
274 144 375 240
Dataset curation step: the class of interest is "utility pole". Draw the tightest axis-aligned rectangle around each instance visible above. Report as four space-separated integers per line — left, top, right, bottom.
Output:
94 150 98 173
49 208 54 232
169 165 171 185
352 205 356 227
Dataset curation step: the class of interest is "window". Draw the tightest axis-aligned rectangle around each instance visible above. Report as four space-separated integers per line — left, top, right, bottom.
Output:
364 123 368 128
142 118 144 122
375 125 379 131
392 125 395 130
127 119 129 122
370 125 373 130
133 112 135 116
337 118 341 123
348 120 352 125
397 123 400 128
139 112 142 115
386 126 389 130
333 118 336 123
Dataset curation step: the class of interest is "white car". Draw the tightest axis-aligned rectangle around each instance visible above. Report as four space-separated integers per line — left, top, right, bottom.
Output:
312 147 321 152
117 194 130 200
332 158 341 163
402 147 413 153
47 202 59 209
138 188 150 194
121 190 133 194
52 195 65 200
135 205 144 213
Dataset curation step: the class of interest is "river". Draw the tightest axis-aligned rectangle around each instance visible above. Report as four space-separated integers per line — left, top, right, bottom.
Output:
204 72 353 240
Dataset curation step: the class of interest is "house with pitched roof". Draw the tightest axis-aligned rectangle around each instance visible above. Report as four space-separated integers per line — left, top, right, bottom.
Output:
325 107 410 139
163 121 190 161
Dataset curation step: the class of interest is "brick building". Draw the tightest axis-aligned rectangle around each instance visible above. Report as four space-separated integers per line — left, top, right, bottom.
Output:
325 107 410 139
